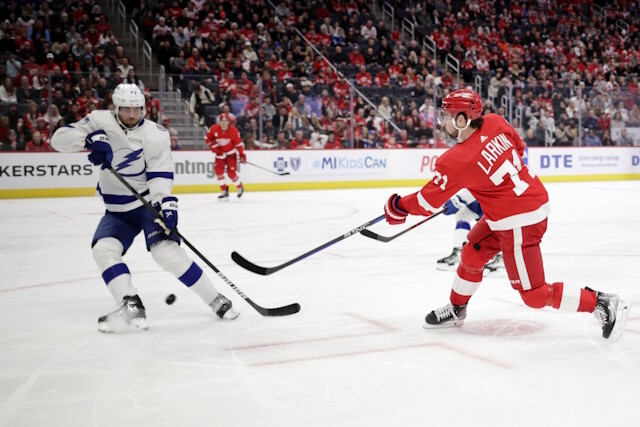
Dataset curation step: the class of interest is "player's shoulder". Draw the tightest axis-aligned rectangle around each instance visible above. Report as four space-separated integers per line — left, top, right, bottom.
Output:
88 109 116 125
482 113 510 130
141 117 169 136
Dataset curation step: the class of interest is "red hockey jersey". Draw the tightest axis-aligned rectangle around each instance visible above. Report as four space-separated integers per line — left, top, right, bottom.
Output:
205 124 244 158
399 113 549 230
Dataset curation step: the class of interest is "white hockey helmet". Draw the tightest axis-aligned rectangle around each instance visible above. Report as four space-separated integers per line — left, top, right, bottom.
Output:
113 83 146 127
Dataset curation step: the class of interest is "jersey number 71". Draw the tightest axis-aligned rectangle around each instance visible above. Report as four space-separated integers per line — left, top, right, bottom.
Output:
489 149 536 196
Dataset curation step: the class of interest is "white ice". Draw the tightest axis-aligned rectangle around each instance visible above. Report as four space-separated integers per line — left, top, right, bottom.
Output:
1 181 639 427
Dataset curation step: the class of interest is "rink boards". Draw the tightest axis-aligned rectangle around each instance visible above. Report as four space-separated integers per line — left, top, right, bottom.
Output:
1 147 639 198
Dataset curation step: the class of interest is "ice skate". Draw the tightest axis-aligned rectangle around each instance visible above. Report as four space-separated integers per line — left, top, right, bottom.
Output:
592 290 631 341
98 295 148 333
484 253 504 275
436 247 461 271
423 303 466 329
237 186 244 198
217 189 229 200
209 293 239 320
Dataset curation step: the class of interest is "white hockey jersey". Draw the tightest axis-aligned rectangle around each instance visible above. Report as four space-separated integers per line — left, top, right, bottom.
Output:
51 110 173 212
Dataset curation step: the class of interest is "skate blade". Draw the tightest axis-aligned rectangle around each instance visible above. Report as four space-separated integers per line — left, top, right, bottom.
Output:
221 308 240 320
436 264 457 272
422 319 464 329
609 300 631 342
98 316 148 333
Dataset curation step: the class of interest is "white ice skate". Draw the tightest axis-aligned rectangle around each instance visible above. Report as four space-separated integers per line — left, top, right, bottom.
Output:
209 293 239 320
436 247 461 271
98 295 148 333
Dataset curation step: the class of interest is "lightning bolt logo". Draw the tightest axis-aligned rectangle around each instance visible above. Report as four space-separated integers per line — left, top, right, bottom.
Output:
116 149 144 171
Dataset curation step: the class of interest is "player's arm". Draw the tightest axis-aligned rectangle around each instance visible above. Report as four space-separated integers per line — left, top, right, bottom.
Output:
51 113 113 168
144 128 174 203
233 126 246 163
51 113 99 152
384 163 461 224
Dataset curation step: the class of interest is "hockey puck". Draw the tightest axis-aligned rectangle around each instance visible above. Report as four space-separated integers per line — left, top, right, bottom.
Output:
165 294 176 305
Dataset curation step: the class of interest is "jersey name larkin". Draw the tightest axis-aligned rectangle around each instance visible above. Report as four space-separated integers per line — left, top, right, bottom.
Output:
477 133 514 175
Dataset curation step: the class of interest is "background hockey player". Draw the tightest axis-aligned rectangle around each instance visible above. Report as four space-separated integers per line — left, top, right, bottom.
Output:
438 189 504 274
205 113 246 200
50 83 239 332
383 88 630 341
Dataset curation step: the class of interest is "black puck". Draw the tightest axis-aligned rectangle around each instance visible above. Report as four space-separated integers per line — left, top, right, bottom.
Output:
165 294 176 305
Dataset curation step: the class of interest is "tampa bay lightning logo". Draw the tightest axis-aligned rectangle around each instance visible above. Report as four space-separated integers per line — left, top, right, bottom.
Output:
116 148 145 177
290 157 301 171
274 157 288 172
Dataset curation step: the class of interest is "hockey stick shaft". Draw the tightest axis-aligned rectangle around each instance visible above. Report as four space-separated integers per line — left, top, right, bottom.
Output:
107 166 300 316
232 214 386 275
245 161 290 176
359 210 444 242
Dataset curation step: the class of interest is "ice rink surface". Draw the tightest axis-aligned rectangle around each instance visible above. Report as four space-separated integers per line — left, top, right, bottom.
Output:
1 181 639 427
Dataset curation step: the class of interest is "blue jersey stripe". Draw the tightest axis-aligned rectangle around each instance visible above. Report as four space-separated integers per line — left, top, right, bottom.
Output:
147 171 174 180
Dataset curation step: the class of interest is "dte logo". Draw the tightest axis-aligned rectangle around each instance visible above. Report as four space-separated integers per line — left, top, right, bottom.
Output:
540 154 572 168
633 155 639 166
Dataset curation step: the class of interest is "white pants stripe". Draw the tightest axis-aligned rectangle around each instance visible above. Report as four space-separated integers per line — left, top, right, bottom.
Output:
452 274 481 296
513 227 532 290
558 283 581 312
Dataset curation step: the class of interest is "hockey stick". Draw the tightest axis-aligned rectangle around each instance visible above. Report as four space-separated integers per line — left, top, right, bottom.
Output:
231 214 386 275
245 161 290 176
359 210 444 242
107 166 300 317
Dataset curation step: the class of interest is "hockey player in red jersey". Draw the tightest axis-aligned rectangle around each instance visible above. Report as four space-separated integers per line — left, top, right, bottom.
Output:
205 113 246 199
383 88 630 340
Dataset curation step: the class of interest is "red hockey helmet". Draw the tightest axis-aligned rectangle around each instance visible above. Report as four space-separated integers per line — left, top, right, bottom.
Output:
219 113 230 122
441 88 483 121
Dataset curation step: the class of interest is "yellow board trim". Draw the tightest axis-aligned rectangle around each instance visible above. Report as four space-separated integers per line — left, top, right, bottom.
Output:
2 174 640 199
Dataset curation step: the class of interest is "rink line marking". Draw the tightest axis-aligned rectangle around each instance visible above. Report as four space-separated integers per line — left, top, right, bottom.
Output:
251 342 512 369
343 312 400 332
0 269 163 293
231 313 396 350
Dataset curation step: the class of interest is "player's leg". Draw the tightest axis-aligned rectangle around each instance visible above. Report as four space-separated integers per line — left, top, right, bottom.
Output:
225 154 244 198
425 217 500 328
503 219 630 340
144 213 239 319
215 157 229 199
92 210 147 332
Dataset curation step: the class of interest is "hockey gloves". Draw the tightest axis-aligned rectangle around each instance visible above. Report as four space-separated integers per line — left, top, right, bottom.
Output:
443 195 465 215
239 152 247 164
85 130 113 169
384 194 408 225
154 196 179 234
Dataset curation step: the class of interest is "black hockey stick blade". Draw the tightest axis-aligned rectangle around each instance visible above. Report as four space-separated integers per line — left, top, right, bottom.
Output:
231 214 386 275
360 211 444 242
107 166 300 317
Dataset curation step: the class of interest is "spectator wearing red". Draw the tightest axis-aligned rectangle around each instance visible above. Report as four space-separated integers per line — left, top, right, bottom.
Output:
289 129 311 149
349 45 365 66
26 130 51 152
237 72 254 98
374 70 390 86
355 65 371 86
324 131 342 149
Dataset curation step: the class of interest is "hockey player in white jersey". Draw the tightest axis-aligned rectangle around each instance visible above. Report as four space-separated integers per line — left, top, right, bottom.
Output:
437 189 504 274
51 83 239 332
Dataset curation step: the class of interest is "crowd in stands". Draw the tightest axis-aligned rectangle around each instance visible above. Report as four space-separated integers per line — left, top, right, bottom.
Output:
123 0 639 149
0 0 166 152
2 0 640 151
